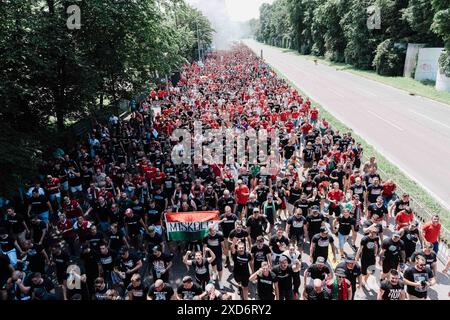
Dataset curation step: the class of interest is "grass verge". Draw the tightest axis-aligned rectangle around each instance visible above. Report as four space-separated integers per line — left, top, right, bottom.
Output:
265 62 450 236
280 47 450 107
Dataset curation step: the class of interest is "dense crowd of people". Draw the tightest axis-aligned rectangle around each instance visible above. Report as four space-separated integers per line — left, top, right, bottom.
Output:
0 44 447 301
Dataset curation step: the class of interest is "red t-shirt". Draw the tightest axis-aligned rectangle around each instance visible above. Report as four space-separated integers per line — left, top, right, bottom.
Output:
301 123 312 134
422 222 441 243
327 189 344 207
382 183 396 197
310 109 319 120
395 211 414 230
235 185 250 205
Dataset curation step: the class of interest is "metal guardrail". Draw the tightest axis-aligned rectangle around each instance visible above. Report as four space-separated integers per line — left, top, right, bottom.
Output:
361 154 449 263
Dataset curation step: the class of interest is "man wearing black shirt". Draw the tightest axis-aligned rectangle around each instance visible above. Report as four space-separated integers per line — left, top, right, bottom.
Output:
246 208 268 243
249 261 277 300
250 236 272 271
272 256 301 300
305 207 326 242
332 208 356 256
231 239 252 300
147 279 174 300
390 193 410 217
27 189 53 224
329 165 345 190
114 247 143 287
97 243 116 284
147 245 173 283
377 269 405 300
217 190 236 214
356 229 379 288
5 208 29 243
286 210 307 253
293 193 309 217
310 226 337 264
269 227 290 265
303 278 332 300
366 177 383 205
176 276 203 300
380 232 405 280
303 256 331 285
203 225 225 289
403 255 436 300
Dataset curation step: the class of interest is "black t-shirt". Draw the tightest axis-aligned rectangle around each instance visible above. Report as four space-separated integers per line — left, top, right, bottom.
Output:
147 284 174 300
29 195 48 214
255 186 270 203
393 199 410 216
0 235 16 252
86 232 104 252
251 244 271 270
231 251 252 275
349 184 366 202
311 234 334 259
98 249 116 272
245 200 260 217
203 233 224 253
336 215 355 236
330 169 345 188
124 215 142 236
287 215 306 235
306 214 326 235
246 216 267 239
367 184 383 204
362 219 383 235
368 204 387 219
380 279 404 300
116 253 141 273
284 145 295 159
148 252 173 279
294 199 309 217
6 214 26 234
410 251 437 269
219 214 238 237
229 229 249 245
269 235 290 254
403 266 434 298
126 283 148 300
401 228 420 255
143 232 164 250
26 244 46 273
336 262 361 288
217 197 236 214
272 265 294 290
107 230 125 252
382 238 404 262
360 236 379 259
304 285 332 300
306 263 331 280
257 271 278 299
146 205 163 225
288 187 302 204
177 283 203 300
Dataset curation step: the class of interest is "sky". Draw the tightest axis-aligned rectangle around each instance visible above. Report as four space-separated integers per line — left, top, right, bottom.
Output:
188 0 275 22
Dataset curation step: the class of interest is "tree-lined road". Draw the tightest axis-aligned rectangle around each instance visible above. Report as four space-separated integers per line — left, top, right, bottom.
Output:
244 39 450 213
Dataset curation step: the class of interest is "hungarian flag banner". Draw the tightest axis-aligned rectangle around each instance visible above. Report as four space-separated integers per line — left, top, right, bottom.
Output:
165 211 219 241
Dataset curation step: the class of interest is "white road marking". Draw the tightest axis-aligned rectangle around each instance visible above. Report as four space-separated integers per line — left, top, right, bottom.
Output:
410 110 450 130
367 110 404 131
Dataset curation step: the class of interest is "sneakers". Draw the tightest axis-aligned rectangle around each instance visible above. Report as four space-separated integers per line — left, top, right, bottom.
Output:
351 244 358 252
211 272 217 281
219 282 224 290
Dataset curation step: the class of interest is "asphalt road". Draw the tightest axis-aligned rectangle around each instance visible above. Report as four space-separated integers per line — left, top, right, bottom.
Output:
243 39 450 213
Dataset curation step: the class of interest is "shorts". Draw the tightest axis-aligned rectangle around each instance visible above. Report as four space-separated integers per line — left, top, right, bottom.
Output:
382 260 399 274
361 258 376 275
234 273 250 287
303 161 313 169
210 251 223 272
290 233 304 246
329 205 341 217
35 211 49 224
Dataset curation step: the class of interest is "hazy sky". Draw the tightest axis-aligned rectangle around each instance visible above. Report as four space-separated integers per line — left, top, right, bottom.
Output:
188 0 275 22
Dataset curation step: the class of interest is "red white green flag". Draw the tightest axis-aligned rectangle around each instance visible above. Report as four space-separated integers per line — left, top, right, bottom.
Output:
165 211 219 241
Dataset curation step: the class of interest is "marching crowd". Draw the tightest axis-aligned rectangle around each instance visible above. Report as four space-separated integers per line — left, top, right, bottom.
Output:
0 44 448 301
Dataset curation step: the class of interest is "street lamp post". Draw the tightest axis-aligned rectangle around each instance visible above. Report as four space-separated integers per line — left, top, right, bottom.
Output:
196 20 201 62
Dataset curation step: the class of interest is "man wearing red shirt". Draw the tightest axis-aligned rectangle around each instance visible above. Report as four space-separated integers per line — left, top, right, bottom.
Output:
327 182 344 217
61 196 83 221
151 168 166 188
310 107 319 125
382 179 396 207
422 215 441 254
235 180 250 219
395 207 414 231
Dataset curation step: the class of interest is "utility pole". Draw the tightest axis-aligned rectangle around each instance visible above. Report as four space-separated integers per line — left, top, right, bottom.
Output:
196 20 201 62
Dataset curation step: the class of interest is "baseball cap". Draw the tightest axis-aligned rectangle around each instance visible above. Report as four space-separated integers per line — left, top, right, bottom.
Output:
316 257 325 264
335 268 347 277
152 245 162 252
311 205 320 212
410 220 419 227
345 254 356 263
393 232 401 238
148 225 156 233
182 276 193 283
319 226 328 233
